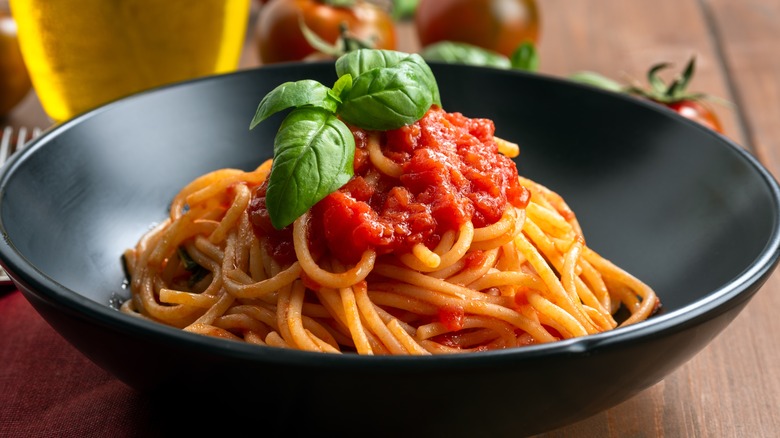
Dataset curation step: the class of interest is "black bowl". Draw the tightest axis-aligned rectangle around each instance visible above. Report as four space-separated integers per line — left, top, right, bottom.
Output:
2 63 779 437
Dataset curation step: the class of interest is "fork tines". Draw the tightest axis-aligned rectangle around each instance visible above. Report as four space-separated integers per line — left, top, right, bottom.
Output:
0 126 43 164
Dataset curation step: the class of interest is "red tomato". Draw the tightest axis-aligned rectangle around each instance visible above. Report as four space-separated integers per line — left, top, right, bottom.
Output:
665 99 723 134
255 0 397 64
438 304 466 332
415 0 540 57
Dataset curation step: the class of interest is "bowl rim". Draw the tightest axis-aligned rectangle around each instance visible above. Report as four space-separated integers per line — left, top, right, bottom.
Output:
2 63 780 369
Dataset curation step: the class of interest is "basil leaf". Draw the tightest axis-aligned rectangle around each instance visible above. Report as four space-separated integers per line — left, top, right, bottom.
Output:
509 41 539 72
338 59 439 130
392 0 419 20
569 71 625 93
405 53 440 106
421 41 512 69
250 80 339 129
266 107 355 229
335 49 411 77
336 49 440 106
329 74 353 102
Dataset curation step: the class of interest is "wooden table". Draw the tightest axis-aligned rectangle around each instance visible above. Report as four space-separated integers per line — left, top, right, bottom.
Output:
4 1 780 436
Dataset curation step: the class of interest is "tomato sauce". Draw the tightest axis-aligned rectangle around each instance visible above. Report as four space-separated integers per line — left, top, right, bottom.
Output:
249 107 529 265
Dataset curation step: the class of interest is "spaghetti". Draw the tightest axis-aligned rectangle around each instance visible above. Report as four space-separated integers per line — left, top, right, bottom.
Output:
122 107 659 354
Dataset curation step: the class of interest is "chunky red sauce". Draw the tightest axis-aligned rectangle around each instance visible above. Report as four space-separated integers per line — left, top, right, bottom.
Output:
248 107 529 265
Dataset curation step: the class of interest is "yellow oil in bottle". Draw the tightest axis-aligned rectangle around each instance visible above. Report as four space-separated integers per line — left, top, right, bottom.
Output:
10 0 250 122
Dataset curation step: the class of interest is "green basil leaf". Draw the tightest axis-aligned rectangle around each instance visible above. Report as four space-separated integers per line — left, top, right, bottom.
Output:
509 41 539 72
266 107 355 229
392 0 419 20
569 71 625 93
335 49 410 77
336 49 440 106
420 41 511 69
404 53 441 106
250 80 339 129
410 54 441 107
329 74 353 102
338 64 434 130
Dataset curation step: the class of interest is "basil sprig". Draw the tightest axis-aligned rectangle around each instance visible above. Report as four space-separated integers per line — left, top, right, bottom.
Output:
420 41 539 72
250 49 440 230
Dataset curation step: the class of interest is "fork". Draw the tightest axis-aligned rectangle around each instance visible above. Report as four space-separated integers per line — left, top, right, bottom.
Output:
0 126 42 164
0 125 43 285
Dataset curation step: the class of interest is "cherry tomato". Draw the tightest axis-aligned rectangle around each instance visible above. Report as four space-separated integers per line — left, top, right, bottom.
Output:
255 0 397 64
415 0 540 57
629 57 725 134
665 100 723 134
0 11 32 117
571 58 727 134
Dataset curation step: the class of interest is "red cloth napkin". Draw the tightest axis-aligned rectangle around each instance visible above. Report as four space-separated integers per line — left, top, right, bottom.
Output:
0 289 156 437
1 289 287 437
